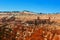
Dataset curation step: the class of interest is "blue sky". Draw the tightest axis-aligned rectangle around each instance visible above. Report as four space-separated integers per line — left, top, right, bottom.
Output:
0 0 60 13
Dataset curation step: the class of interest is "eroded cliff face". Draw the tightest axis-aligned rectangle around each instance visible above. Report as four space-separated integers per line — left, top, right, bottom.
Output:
0 12 60 40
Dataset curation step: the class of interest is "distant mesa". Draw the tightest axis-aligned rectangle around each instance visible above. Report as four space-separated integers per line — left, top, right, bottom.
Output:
20 10 35 15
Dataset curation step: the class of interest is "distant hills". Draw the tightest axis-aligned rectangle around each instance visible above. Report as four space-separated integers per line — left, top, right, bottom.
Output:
0 10 60 15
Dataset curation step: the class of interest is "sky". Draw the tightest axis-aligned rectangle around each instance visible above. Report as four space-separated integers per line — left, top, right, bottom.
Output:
0 0 60 13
